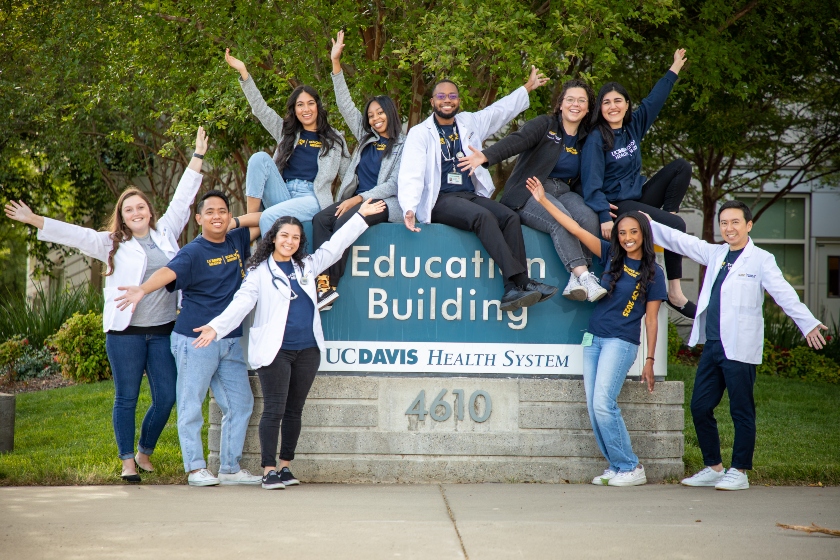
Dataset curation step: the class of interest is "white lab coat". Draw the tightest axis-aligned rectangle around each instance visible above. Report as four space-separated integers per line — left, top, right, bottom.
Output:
650 221 820 364
397 87 530 223
207 213 369 370
36 168 203 332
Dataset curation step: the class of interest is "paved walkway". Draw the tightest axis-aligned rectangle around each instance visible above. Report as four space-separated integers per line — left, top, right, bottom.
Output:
1 484 838 559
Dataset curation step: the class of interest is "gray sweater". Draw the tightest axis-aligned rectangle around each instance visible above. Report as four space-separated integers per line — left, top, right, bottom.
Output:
331 71 404 222
240 76 351 211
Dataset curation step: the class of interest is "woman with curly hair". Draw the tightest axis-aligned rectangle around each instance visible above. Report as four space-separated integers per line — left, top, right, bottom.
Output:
527 176 666 487
192 199 386 490
4 128 208 482
225 49 351 234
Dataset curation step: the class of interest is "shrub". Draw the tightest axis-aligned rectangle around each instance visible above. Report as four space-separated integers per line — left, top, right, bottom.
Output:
47 312 111 383
667 321 682 364
758 339 840 384
0 336 61 383
0 336 27 379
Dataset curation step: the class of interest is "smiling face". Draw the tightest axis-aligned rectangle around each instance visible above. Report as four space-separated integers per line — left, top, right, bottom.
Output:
601 89 628 129
719 208 752 251
120 194 152 237
367 100 389 138
617 216 644 259
559 87 589 128
273 223 302 261
295 91 319 131
430 82 460 122
195 196 231 242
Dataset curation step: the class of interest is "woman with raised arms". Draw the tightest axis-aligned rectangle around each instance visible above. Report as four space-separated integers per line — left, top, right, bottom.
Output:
526 176 666 487
581 48 695 318
192 199 386 490
225 49 351 234
457 79 607 303
312 30 406 310
4 127 208 483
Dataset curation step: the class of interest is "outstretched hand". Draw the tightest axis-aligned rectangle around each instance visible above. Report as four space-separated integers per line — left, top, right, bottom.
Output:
357 198 387 217
224 48 249 80
115 286 145 313
670 48 687 74
457 146 487 176
331 30 346 63
4 200 37 225
524 65 549 92
806 324 829 350
192 325 218 348
403 210 421 233
194 126 208 156
525 177 547 204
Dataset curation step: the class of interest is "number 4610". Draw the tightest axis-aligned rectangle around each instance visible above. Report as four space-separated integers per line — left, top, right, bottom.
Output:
405 389 492 423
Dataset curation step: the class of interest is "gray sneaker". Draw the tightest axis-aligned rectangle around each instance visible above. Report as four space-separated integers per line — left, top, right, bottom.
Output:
218 469 262 485
562 274 587 301
579 271 608 302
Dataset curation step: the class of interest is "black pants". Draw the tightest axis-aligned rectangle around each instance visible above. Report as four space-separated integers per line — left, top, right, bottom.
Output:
691 340 757 470
312 199 389 286
256 347 320 467
431 191 528 290
614 159 691 280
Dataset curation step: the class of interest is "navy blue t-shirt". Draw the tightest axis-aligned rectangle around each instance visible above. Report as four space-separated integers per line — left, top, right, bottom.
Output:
588 240 668 346
355 139 389 194
282 130 320 182
167 227 251 339
437 123 472 194
276 261 317 350
705 248 744 341
547 132 580 182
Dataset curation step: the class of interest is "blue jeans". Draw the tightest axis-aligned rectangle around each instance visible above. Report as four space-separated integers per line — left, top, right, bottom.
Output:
583 336 640 472
106 333 177 460
246 151 321 234
170 332 254 474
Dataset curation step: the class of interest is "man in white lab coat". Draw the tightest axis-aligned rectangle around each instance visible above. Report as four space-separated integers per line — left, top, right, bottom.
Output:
398 68 558 311
649 200 827 490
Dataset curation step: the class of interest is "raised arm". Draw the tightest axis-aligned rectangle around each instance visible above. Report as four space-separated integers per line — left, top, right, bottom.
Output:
156 126 208 236
525 177 602 257
632 49 686 140
648 220 716 266
470 66 547 141
226 48 285 143
330 31 365 140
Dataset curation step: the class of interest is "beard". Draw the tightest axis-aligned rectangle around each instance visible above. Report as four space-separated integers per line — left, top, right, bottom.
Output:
433 104 459 120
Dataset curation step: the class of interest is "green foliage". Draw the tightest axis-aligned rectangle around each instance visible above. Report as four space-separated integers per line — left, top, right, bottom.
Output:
759 339 840 384
667 321 682 363
47 312 111 384
762 303 807 351
0 336 27 379
0 284 103 348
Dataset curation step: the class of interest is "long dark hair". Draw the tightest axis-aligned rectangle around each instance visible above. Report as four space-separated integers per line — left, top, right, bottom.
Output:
605 211 657 299
591 82 633 151
246 216 308 271
553 79 596 143
360 95 402 158
104 188 157 276
274 85 345 173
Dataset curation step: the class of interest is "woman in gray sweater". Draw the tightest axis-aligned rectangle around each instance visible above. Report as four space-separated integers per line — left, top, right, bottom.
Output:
225 49 351 235
312 30 405 310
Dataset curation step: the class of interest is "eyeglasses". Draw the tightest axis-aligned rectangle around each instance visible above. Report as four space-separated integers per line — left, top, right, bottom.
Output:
434 93 460 101
563 97 588 106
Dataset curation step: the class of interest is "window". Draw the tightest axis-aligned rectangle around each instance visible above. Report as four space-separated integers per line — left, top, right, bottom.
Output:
829 256 840 298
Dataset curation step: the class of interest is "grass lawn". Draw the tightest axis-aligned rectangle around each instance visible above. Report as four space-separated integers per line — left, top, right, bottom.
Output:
0 379 207 485
0 367 838 485
668 363 840 486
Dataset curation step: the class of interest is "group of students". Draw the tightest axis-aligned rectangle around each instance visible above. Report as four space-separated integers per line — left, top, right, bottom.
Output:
4 36 828 491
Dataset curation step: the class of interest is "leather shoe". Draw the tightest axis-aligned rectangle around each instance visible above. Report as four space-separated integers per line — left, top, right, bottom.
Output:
500 288 541 312
524 280 558 302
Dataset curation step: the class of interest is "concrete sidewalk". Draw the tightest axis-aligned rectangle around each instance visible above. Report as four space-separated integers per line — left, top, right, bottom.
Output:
1 484 838 559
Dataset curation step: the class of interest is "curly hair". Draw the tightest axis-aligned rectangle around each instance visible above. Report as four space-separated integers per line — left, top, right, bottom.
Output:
273 85 346 173
553 79 597 142
605 211 657 299
246 216 308 271
103 188 157 276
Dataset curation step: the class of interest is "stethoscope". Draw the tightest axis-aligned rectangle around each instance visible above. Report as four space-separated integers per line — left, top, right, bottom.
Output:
268 260 308 300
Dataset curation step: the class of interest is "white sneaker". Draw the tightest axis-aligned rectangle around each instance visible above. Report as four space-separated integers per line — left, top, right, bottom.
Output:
562 274 587 301
579 271 608 302
681 467 726 487
715 469 750 491
608 465 647 487
218 469 262 485
591 469 617 486
187 468 220 487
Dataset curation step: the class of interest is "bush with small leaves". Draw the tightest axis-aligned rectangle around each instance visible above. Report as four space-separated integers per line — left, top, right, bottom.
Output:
47 312 111 383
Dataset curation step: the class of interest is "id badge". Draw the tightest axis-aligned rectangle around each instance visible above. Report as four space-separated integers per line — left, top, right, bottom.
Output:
581 332 594 347
447 172 463 185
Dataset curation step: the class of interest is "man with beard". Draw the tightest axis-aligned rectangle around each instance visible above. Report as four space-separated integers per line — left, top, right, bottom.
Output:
398 69 557 311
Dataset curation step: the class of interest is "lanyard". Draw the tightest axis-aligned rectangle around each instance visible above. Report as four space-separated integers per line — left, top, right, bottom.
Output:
434 120 462 162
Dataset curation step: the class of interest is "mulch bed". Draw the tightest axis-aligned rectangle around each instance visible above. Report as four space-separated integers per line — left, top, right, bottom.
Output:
0 373 76 394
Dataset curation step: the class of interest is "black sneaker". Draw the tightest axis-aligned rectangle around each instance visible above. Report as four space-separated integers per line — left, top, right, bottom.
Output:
261 470 285 490
317 288 339 311
279 467 299 486
500 287 541 312
524 280 558 302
